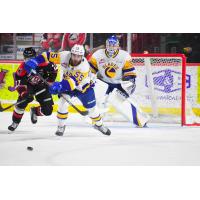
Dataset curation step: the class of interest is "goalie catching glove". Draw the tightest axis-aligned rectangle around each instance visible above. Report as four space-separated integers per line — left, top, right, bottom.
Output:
121 76 136 95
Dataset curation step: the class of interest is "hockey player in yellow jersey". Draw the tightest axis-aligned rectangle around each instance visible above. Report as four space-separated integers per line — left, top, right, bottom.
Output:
24 44 111 136
89 35 150 127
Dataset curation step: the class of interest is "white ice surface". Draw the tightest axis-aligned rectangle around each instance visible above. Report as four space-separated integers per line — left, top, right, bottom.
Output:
0 112 200 166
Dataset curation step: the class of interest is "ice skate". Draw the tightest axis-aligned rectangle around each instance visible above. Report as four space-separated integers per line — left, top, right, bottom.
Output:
30 107 38 124
55 125 66 136
94 124 111 136
8 122 19 132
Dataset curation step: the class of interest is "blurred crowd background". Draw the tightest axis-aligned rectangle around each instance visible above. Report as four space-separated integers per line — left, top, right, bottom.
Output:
0 33 199 62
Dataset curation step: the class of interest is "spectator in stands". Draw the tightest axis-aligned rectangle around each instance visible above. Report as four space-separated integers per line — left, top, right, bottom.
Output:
61 33 87 51
183 46 200 63
181 34 200 63
40 33 63 52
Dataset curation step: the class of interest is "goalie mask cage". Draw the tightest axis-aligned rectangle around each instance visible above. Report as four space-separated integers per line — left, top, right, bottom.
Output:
96 53 200 126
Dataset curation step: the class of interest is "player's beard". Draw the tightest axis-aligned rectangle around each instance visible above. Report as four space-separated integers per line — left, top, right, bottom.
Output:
70 58 81 66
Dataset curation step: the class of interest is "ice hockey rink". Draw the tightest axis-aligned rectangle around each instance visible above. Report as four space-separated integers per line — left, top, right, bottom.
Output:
0 112 200 166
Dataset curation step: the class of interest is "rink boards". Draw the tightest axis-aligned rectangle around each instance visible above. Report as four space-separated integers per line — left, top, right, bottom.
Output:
1 61 200 117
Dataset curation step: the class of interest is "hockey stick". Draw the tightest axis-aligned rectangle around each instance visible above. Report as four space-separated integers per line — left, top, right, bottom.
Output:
0 88 46 112
31 70 89 116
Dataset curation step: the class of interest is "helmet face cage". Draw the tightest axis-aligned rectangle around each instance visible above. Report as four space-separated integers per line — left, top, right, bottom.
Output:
106 36 119 57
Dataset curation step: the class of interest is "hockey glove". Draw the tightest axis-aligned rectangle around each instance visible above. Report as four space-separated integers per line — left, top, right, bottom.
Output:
16 84 28 98
24 59 38 74
49 82 63 94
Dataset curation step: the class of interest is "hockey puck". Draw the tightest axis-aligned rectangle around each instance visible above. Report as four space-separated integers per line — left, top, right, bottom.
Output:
27 146 33 151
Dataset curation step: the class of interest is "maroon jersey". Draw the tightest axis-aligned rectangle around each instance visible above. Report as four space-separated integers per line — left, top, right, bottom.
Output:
15 61 57 86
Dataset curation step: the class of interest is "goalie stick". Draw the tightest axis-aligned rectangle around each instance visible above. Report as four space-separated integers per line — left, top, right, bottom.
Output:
0 88 46 112
31 70 89 116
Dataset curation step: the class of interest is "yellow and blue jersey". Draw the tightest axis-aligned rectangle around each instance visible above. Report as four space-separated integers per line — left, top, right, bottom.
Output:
89 49 136 84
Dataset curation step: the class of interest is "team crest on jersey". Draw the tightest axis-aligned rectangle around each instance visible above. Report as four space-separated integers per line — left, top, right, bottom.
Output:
103 63 118 78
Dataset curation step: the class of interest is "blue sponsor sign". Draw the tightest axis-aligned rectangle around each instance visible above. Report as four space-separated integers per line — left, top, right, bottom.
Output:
145 69 191 93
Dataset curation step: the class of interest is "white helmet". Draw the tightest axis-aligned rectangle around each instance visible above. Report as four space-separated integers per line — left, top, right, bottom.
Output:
71 44 85 56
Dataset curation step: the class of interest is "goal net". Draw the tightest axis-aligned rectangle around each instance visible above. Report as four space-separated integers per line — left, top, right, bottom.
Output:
95 53 200 126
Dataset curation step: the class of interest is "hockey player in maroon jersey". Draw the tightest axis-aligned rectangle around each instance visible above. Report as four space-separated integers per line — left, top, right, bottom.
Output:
8 47 58 132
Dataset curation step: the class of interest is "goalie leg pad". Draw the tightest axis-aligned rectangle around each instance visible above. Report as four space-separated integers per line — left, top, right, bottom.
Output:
108 89 150 127
97 94 110 114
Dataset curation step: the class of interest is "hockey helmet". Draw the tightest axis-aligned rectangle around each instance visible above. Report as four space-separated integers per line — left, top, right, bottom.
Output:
106 35 119 57
23 47 36 59
71 44 85 56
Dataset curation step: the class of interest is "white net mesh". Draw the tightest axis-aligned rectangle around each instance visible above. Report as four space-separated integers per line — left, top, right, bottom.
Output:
133 56 183 123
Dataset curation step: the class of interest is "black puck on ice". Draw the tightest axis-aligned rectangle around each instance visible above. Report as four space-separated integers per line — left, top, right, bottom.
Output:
27 146 33 151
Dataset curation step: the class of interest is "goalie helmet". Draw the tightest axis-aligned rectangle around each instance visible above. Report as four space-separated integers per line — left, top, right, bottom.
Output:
106 35 119 57
23 47 36 59
71 44 85 56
